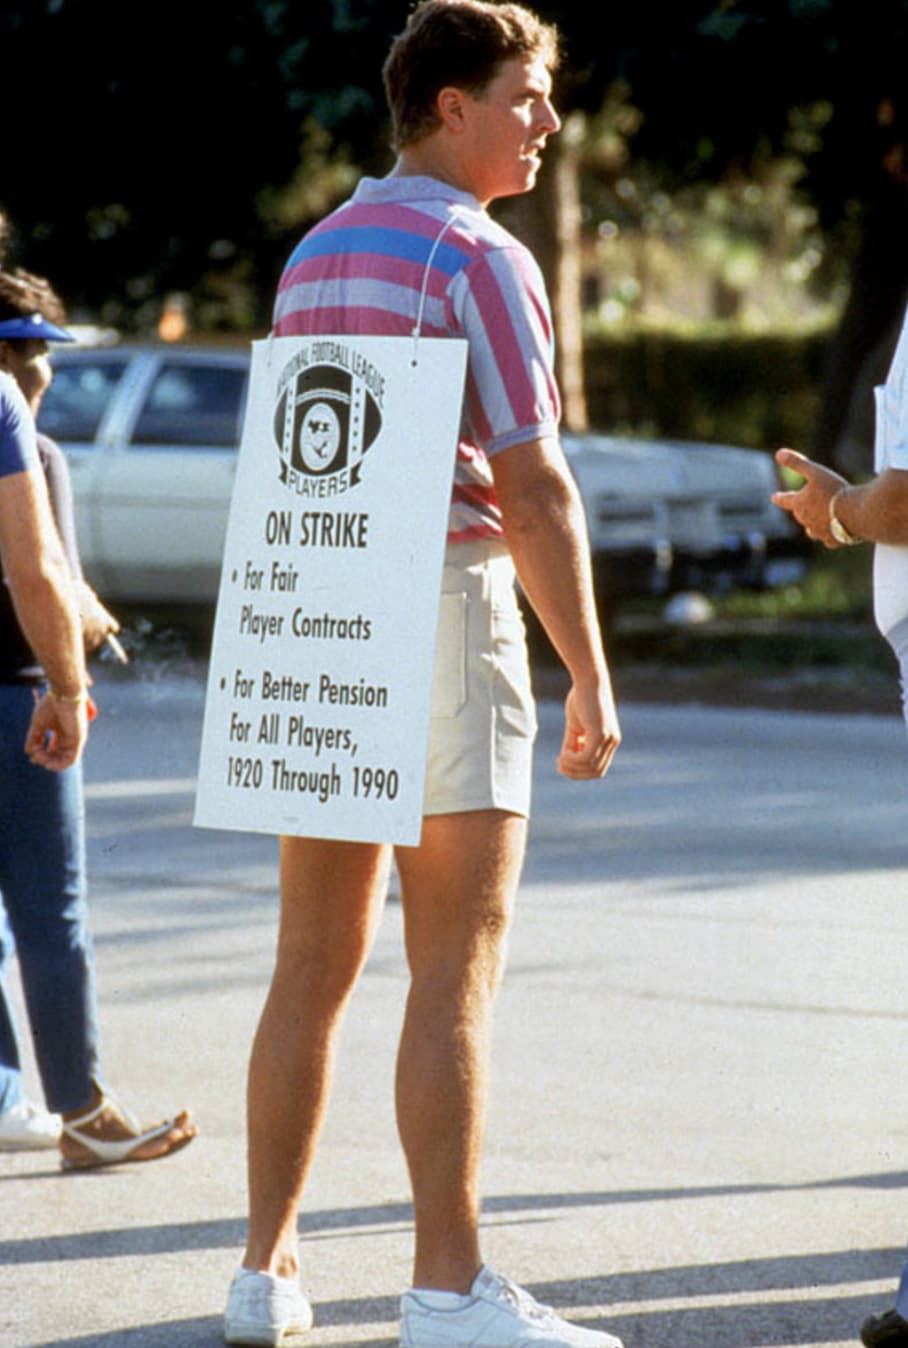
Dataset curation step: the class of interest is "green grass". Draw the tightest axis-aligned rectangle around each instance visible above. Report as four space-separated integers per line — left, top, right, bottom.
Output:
597 547 896 685
713 547 874 623
606 548 875 631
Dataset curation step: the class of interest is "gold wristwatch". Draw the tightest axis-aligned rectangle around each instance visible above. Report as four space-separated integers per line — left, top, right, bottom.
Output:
828 490 860 546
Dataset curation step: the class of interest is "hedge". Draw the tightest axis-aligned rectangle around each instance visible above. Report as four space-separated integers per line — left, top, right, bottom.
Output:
583 325 833 451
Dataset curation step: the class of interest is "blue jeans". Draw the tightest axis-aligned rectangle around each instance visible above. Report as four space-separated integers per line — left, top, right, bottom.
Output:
0 683 101 1114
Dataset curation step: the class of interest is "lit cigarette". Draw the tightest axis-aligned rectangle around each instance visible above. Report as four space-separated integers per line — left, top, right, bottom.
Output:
105 632 129 664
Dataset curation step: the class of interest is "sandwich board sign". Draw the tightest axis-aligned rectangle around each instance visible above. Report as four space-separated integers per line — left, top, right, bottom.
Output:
194 333 467 845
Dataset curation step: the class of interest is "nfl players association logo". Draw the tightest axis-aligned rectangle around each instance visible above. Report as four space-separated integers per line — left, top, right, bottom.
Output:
273 342 385 498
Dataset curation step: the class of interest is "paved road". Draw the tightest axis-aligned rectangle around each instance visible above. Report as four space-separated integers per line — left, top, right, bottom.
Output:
2 666 908 1348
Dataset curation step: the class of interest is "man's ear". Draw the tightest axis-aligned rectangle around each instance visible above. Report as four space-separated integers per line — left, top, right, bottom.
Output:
436 85 470 133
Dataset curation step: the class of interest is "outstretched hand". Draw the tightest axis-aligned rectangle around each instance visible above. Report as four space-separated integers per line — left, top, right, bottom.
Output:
557 683 621 780
771 447 849 547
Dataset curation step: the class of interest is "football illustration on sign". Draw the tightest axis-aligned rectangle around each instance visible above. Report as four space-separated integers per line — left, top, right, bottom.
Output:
274 355 384 495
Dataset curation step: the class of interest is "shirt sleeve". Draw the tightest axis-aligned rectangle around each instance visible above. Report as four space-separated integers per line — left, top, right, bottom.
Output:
451 243 561 456
38 433 83 577
876 309 908 472
0 373 40 478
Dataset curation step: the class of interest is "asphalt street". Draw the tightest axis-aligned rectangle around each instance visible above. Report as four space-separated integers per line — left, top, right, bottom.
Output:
2 662 908 1348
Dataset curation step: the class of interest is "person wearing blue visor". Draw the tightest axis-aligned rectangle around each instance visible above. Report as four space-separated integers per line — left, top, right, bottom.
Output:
0 267 198 1167
0 288 120 672
0 310 73 342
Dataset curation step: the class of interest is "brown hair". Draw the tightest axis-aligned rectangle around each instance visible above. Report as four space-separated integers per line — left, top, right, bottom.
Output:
0 269 68 327
383 0 560 149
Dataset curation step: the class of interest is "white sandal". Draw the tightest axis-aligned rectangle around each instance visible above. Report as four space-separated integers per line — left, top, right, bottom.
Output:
60 1096 195 1170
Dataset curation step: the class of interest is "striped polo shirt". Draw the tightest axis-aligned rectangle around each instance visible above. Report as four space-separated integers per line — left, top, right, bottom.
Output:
273 175 560 542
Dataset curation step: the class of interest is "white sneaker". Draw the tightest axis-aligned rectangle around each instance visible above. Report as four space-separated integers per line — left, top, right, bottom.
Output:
400 1266 624 1347
0 1099 62 1151
224 1267 313 1346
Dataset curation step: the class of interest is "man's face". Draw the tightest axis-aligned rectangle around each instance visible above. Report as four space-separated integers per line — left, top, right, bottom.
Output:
0 339 52 416
457 55 561 204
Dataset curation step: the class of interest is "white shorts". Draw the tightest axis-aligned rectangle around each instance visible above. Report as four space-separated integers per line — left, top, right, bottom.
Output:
423 538 537 818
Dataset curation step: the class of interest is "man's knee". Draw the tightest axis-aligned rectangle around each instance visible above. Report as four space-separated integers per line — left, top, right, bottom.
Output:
469 904 511 977
274 924 371 1011
276 837 388 1000
411 904 511 1002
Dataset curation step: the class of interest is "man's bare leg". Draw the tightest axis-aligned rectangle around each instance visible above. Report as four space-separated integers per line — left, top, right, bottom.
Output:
395 809 528 1293
242 836 390 1278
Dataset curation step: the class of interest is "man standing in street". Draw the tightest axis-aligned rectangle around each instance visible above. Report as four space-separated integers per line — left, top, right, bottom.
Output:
773 309 908 1348
225 4 623 1346
772 304 908 741
0 273 199 1165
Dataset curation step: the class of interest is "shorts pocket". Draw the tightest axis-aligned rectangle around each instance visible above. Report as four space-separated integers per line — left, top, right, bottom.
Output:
431 591 468 719
491 603 536 738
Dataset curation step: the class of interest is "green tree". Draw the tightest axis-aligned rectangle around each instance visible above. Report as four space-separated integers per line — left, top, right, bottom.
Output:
4 0 908 461
0 0 399 325
544 0 908 462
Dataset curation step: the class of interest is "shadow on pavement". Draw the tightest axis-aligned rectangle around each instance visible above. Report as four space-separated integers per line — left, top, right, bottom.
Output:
23 1278 896 1348
5 1188 905 1344
608 1291 886 1348
2 1173 907 1264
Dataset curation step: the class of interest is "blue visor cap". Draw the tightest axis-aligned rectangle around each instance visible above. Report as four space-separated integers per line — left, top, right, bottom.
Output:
0 313 75 342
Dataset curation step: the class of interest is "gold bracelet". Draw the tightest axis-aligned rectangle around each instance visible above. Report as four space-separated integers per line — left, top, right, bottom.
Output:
48 687 88 704
829 489 861 546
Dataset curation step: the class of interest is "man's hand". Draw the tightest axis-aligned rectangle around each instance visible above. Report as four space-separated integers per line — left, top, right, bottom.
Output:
24 692 87 771
77 580 121 653
557 682 621 780
772 448 848 547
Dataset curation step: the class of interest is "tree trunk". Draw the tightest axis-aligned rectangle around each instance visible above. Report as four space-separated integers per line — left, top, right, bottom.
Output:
494 112 589 431
810 178 908 473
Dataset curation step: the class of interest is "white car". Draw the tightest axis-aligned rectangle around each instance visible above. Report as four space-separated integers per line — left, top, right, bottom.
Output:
40 345 248 603
38 344 805 606
563 431 807 602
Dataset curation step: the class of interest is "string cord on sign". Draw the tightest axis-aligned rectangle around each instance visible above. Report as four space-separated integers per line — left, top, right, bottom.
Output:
411 213 461 367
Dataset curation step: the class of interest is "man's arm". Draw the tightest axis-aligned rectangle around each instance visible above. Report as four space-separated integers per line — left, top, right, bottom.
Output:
39 435 121 652
490 435 620 779
773 448 908 547
0 468 87 768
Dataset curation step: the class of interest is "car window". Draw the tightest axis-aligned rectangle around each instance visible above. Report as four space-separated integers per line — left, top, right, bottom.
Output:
130 362 247 448
38 356 131 443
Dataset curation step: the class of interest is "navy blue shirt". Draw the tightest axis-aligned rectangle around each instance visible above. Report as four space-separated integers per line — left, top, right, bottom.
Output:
0 371 38 477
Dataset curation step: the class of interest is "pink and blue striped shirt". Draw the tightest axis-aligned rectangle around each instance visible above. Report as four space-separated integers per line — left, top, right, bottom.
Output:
273 175 560 542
